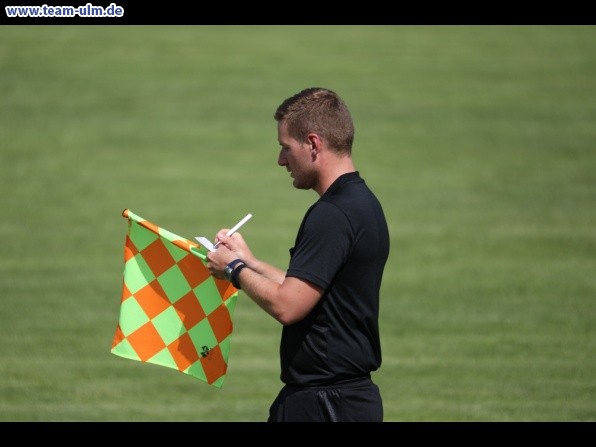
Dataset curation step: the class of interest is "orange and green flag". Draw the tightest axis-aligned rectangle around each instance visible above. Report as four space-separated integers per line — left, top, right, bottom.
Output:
111 209 238 388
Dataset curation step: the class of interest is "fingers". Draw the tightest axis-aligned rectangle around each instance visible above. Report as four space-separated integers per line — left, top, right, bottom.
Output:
206 247 229 279
216 231 245 248
208 231 252 275
216 229 230 241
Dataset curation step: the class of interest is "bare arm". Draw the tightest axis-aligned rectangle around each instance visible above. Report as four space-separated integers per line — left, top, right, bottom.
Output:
206 232 323 325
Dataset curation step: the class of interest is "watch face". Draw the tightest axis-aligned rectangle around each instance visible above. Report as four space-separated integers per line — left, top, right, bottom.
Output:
224 266 233 281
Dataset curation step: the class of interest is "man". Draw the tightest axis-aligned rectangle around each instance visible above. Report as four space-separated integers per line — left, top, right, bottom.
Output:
207 87 390 422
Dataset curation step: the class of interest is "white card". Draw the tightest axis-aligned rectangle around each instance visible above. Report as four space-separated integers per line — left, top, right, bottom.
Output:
195 236 216 252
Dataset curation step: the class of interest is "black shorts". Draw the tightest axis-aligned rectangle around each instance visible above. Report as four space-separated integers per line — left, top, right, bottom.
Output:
267 377 383 422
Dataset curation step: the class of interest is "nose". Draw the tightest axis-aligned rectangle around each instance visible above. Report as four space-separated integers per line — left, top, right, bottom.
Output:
278 149 287 166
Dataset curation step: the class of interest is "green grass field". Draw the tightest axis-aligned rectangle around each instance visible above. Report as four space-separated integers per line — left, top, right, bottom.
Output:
1 25 595 421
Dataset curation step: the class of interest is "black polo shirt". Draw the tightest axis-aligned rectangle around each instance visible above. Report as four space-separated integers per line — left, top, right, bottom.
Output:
282 171 390 386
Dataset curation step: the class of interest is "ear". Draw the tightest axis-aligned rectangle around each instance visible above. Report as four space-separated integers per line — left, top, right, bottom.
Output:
307 133 321 159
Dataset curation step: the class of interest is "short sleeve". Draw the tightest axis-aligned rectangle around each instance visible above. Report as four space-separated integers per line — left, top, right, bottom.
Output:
286 202 353 290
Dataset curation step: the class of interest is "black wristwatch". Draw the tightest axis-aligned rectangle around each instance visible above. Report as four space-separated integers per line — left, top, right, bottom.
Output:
230 263 247 289
224 259 244 282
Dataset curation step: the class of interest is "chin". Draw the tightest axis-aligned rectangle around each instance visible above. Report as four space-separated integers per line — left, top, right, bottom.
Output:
292 181 309 190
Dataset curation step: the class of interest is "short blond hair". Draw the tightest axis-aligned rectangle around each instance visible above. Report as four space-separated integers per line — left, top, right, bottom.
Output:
274 87 354 155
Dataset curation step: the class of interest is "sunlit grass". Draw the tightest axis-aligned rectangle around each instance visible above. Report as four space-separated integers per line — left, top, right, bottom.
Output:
0 25 595 421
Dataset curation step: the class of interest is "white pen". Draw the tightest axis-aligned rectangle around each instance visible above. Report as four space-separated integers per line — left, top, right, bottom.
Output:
213 213 253 248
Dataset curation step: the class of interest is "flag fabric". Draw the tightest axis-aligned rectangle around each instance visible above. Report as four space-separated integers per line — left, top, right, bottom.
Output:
111 209 238 388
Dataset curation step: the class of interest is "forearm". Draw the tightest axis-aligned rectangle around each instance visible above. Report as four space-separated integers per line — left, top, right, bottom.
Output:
234 267 323 326
205 233 320 324
244 257 286 285
236 266 286 323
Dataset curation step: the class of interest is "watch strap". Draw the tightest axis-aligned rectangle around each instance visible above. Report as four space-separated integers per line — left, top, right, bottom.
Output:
231 263 247 289
224 258 244 281
227 259 244 270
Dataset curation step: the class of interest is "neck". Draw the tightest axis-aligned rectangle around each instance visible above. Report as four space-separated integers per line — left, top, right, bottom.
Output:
314 155 356 196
